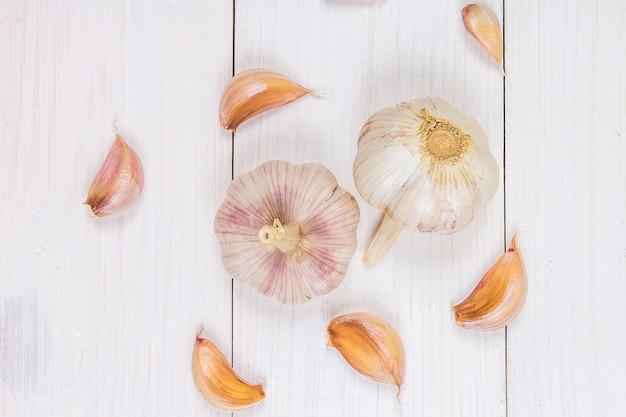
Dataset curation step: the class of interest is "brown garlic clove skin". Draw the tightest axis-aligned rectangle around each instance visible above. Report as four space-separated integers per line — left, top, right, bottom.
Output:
461 4 503 64
452 231 527 330
219 68 327 131
327 312 405 393
192 330 265 411
85 134 144 217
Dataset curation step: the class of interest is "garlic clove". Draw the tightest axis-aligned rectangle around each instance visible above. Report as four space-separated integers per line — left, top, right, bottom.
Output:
327 312 405 393
452 230 527 330
362 213 403 263
219 68 329 131
192 329 265 411
461 4 503 65
214 161 359 305
353 97 500 261
84 134 144 217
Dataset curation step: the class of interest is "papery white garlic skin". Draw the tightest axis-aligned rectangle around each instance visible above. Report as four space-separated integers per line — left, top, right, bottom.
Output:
452 231 527 330
214 160 359 305
85 134 144 217
354 97 499 237
461 4 503 64
219 68 327 131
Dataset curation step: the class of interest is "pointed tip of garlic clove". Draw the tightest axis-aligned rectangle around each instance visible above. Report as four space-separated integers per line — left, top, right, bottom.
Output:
219 68 327 131
327 312 405 391
362 213 405 263
85 134 144 217
192 331 265 411
461 4 503 65
452 231 527 331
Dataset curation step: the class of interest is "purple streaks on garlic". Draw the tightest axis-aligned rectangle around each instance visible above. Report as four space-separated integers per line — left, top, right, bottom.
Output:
214 160 360 305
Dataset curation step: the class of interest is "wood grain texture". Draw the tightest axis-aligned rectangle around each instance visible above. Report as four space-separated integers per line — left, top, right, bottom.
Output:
0 0 623 416
0 1 233 416
505 1 626 416
232 1 505 417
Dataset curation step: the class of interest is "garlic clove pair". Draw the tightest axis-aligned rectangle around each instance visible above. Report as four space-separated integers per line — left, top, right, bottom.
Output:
453 230 527 330
192 329 265 410
219 68 329 131
214 160 360 305
461 4 503 65
327 312 405 393
353 97 499 262
85 134 144 217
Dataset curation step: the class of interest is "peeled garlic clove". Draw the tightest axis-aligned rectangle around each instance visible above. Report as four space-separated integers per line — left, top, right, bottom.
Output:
192 330 265 411
327 312 405 392
219 68 327 131
461 4 503 64
85 134 144 217
452 231 527 330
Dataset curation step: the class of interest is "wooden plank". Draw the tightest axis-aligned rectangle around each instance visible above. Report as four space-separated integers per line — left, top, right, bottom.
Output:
232 1 506 416
505 1 626 416
9 0 625 416
0 1 233 415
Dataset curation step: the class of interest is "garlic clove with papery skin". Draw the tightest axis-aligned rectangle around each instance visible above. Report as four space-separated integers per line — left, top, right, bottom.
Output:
353 97 499 262
219 68 329 131
192 329 265 410
214 160 360 305
327 312 405 393
84 134 144 217
452 230 527 330
461 4 503 65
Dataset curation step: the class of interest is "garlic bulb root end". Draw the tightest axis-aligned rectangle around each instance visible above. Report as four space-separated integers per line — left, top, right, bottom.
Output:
258 218 302 253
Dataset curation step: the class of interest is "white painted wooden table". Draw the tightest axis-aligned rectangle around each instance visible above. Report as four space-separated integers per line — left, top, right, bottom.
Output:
1 1 624 416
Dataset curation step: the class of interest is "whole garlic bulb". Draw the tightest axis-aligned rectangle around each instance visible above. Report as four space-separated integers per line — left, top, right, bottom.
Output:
353 97 499 262
214 160 360 305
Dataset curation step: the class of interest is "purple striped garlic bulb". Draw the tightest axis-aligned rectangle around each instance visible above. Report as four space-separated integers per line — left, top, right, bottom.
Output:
214 160 360 305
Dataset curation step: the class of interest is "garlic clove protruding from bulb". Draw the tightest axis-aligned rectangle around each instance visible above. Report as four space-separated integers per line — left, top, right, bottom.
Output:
327 312 405 394
219 68 329 131
85 134 144 217
452 230 527 330
192 329 265 411
353 97 499 262
461 4 503 65
362 213 403 263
